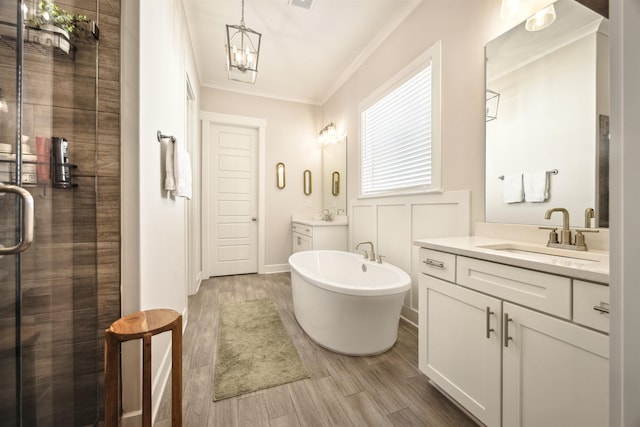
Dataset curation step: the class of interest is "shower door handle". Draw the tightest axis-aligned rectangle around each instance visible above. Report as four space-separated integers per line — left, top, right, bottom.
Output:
0 184 34 255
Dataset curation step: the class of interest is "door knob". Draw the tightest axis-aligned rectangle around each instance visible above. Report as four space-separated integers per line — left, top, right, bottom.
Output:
251 217 257 221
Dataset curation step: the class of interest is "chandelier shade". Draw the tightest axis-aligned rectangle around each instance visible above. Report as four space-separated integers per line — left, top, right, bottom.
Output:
225 0 262 84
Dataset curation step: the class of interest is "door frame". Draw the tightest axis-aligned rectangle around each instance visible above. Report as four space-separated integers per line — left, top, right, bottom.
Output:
201 111 266 276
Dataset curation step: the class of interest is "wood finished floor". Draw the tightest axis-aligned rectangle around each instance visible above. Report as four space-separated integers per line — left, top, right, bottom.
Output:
154 273 477 427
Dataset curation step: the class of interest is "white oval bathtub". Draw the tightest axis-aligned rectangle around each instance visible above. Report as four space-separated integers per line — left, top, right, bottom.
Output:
288 250 411 356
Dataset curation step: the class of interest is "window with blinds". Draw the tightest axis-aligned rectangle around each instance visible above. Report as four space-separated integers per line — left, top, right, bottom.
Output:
359 43 441 197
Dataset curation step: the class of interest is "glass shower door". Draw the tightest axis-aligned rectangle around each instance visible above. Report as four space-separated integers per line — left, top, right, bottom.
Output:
0 2 28 425
0 1 100 425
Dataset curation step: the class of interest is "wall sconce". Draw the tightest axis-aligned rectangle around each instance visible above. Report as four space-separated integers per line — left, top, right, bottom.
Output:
318 122 344 145
276 162 285 189
303 170 312 195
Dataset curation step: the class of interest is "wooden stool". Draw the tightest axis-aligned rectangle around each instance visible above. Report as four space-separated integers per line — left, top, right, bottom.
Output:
104 309 182 427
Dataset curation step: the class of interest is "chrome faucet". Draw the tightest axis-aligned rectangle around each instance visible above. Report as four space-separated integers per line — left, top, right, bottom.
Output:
545 207 571 245
321 208 332 221
356 241 375 261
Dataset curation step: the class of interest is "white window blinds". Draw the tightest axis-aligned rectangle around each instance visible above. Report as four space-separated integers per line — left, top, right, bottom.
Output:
360 61 433 196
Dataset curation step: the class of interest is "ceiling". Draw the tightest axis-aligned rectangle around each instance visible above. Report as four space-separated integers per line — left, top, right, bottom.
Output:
183 0 422 105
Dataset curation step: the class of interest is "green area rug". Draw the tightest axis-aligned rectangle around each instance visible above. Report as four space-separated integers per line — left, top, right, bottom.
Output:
213 298 309 401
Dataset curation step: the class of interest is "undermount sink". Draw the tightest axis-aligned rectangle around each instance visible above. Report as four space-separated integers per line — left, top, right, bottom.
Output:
477 243 605 263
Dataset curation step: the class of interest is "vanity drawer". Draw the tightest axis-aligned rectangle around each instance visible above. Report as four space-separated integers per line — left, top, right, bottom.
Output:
573 280 610 333
292 222 312 237
419 248 456 282
456 256 571 318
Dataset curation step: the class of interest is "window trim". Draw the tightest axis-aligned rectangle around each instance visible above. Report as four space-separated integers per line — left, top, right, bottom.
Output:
358 41 442 199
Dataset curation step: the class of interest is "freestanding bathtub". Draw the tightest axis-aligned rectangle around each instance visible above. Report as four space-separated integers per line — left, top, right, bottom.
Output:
288 250 411 356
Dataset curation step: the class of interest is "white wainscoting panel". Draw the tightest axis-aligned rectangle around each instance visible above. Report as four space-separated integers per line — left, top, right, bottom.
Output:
350 190 471 324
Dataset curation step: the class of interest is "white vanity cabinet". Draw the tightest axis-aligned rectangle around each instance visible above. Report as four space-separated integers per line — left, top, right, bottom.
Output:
419 275 502 427
417 247 609 427
291 221 347 253
502 302 609 427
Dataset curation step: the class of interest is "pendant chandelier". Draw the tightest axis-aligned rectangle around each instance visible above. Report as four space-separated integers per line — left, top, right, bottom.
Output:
225 0 262 84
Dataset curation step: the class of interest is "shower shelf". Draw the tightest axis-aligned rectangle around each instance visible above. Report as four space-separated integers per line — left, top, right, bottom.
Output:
0 20 80 60
0 158 78 188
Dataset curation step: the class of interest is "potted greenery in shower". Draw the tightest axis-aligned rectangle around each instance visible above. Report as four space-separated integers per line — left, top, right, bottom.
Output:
24 0 95 56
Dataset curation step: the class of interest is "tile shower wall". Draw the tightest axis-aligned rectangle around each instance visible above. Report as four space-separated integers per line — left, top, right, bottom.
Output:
0 0 120 424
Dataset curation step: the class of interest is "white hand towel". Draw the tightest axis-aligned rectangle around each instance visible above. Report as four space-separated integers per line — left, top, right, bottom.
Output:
524 171 549 202
174 144 192 199
163 138 176 192
502 174 524 203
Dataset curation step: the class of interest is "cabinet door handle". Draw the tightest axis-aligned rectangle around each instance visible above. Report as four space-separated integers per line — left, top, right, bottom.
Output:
423 258 445 269
297 236 301 245
504 313 513 347
485 307 495 339
593 303 610 314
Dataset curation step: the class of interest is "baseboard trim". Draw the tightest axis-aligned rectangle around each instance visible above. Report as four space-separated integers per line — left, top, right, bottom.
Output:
264 263 290 274
150 307 187 424
193 271 203 295
401 305 419 326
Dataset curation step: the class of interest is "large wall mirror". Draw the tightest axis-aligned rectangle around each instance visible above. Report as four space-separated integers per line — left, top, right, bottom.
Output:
485 0 609 228
322 136 347 214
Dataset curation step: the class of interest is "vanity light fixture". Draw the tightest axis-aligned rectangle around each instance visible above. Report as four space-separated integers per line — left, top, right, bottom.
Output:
525 4 556 31
225 0 262 84
500 0 557 29
318 122 344 145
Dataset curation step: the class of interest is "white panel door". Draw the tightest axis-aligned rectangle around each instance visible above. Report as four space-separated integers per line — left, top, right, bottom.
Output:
208 123 258 276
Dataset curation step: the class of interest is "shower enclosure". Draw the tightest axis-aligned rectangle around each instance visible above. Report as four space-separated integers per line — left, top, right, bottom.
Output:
0 0 117 425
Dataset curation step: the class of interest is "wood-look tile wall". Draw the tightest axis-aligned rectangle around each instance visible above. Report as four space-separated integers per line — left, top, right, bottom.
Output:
96 0 121 424
0 0 120 424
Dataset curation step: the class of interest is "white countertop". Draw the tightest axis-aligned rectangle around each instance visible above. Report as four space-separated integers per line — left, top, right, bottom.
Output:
292 214 348 227
414 236 609 284
292 219 348 227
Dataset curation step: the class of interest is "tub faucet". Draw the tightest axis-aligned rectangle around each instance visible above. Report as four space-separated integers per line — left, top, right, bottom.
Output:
356 241 375 261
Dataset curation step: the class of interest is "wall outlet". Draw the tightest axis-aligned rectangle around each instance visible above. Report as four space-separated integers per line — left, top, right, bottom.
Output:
306 199 312 208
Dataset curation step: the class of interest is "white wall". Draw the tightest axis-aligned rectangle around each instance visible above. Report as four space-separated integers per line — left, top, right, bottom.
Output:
322 0 511 230
121 0 201 422
610 0 640 424
486 33 599 226
200 89 322 271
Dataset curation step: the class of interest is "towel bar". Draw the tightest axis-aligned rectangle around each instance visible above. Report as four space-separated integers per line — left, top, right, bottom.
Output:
499 169 558 180
157 130 176 143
